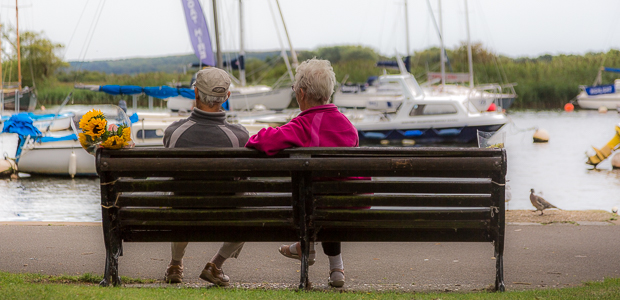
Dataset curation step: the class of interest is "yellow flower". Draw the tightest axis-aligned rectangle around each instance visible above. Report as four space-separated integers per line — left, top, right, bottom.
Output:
83 118 107 138
122 127 131 142
101 135 126 150
78 133 89 149
79 109 105 130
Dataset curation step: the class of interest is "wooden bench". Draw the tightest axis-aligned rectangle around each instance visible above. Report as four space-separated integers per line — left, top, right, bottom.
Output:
96 147 507 291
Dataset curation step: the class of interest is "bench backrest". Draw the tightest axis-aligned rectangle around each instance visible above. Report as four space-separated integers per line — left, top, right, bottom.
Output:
97 147 506 244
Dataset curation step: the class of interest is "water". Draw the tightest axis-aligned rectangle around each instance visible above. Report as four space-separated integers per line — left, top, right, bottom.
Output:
2 110 620 222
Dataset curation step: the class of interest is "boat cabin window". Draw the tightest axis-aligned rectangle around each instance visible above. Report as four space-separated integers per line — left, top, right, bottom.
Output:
409 104 457 116
137 129 165 139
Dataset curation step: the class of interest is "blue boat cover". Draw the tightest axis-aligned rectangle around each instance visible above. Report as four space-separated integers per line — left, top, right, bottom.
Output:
38 134 78 143
604 67 620 73
143 86 179 98
99 85 144 95
93 85 229 111
2 113 42 138
129 113 139 123
2 113 43 159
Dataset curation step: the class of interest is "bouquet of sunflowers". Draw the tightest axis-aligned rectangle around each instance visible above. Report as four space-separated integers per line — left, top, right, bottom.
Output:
78 109 133 155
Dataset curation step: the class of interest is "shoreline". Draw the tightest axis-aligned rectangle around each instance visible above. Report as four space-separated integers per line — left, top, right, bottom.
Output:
1 210 617 226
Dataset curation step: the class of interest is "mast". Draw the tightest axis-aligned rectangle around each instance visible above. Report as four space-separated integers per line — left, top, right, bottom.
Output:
238 0 246 86
405 0 410 56
438 0 445 89
212 0 223 69
16 0 21 92
465 0 474 89
267 0 294 81
275 0 298 68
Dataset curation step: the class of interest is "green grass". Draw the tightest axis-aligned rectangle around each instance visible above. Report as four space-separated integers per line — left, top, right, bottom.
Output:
1 272 619 300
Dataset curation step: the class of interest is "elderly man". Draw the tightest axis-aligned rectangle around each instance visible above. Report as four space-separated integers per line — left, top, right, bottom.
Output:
163 67 249 286
246 58 360 287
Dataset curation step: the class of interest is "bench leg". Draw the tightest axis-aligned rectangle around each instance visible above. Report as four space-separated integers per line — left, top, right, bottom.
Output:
494 243 505 292
100 209 122 287
298 239 311 290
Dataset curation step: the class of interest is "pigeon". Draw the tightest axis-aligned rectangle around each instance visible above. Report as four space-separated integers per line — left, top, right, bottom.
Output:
529 189 558 215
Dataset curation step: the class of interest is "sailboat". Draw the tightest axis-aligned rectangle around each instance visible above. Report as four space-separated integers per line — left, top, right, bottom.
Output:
576 67 620 110
168 0 294 112
0 3 37 114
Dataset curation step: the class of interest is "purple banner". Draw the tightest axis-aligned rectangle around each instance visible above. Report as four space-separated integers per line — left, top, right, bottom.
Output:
181 0 215 66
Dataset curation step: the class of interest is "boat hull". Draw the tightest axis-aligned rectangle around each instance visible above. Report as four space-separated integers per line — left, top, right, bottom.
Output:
2 91 37 112
358 124 505 145
576 91 620 109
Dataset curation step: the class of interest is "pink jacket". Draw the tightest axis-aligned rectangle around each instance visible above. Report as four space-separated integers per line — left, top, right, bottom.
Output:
245 104 358 155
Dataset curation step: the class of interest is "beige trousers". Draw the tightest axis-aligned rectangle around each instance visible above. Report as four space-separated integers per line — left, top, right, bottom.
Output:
171 242 245 261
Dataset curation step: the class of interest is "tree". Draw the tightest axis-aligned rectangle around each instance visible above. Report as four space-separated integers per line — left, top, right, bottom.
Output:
1 25 68 87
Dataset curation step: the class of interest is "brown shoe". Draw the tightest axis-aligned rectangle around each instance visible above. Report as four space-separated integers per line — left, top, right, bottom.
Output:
164 264 183 283
199 262 230 286
328 268 345 288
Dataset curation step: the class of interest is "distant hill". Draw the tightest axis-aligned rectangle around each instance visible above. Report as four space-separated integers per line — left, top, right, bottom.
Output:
67 51 284 74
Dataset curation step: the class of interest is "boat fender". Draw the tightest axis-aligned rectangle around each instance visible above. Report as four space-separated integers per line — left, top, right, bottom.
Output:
69 151 77 178
611 153 620 169
533 129 549 143
598 106 608 113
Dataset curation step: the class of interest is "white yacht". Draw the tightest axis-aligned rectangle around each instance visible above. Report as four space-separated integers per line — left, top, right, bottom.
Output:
345 73 508 144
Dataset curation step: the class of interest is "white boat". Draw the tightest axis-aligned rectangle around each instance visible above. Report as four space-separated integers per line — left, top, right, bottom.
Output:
576 68 620 109
346 72 508 144
14 105 269 176
167 85 293 112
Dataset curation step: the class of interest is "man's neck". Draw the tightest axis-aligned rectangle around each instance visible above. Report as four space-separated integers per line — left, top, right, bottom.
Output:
195 101 222 112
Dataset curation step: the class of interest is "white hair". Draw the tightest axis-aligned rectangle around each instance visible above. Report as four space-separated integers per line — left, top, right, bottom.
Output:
198 89 227 107
293 58 336 105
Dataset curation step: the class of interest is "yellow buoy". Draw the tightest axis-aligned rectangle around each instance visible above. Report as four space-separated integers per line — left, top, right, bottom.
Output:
380 140 390 145
402 139 415 146
598 106 608 113
533 129 549 143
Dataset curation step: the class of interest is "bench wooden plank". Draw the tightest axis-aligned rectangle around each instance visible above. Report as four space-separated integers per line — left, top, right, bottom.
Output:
99 157 503 172
119 208 293 221
115 179 292 193
314 195 492 207
117 194 292 208
313 209 491 221
313 180 493 194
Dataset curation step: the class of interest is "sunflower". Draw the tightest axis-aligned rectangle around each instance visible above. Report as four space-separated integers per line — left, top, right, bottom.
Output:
101 135 126 150
122 127 131 142
83 118 107 138
79 109 105 130
78 133 89 149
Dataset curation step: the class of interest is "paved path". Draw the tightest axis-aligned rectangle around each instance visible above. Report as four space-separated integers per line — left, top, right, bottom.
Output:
1 222 619 292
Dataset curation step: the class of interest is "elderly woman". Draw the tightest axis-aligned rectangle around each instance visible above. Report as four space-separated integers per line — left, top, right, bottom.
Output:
245 58 358 287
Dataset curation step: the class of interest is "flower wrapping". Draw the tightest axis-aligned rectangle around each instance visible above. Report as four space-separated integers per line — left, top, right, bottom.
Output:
78 109 133 155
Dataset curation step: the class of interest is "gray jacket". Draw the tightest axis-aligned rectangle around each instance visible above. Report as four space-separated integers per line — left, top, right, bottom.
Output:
163 109 249 149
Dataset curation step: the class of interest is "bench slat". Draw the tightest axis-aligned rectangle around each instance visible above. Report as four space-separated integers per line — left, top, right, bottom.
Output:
315 195 493 207
314 220 489 229
313 180 492 194
100 157 503 172
117 194 292 208
122 229 298 242
115 179 292 193
121 220 293 227
119 208 293 221
315 228 492 242
313 209 491 221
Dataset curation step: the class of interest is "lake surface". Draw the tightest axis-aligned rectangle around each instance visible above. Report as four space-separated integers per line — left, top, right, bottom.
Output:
2 110 620 222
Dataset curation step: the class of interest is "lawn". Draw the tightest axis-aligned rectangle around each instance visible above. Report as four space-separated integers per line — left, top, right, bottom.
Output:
1 272 619 300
